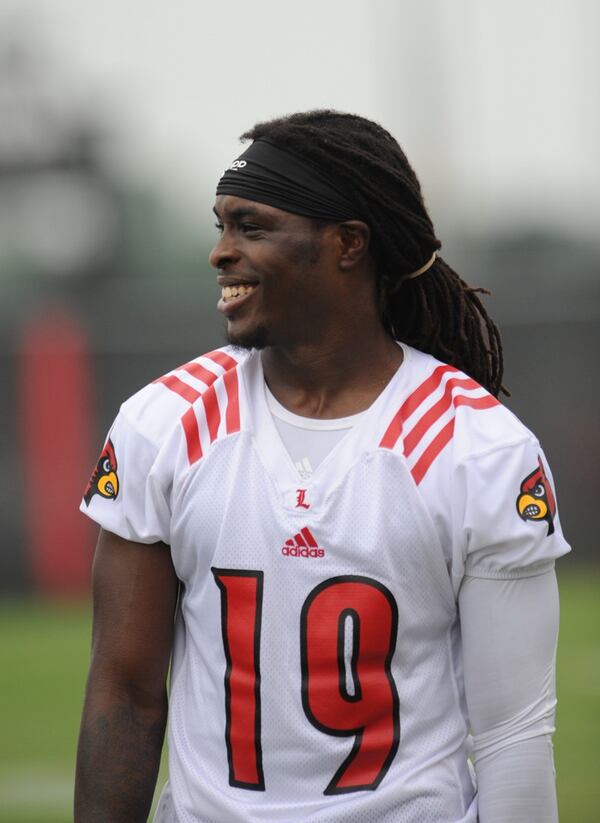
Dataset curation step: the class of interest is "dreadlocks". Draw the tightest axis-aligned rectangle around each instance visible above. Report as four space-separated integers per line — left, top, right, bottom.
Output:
241 110 505 397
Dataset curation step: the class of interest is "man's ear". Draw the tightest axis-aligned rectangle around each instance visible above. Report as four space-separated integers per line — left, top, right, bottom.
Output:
337 220 371 270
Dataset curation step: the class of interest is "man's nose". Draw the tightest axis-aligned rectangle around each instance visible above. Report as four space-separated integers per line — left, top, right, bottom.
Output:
209 233 240 270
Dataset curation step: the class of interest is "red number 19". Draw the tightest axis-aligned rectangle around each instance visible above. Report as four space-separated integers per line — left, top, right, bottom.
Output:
212 570 399 795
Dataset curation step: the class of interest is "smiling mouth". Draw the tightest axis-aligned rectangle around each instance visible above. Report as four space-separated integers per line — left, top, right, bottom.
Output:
221 284 257 303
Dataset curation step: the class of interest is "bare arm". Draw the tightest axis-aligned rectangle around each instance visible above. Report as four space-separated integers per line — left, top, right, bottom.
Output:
75 529 179 822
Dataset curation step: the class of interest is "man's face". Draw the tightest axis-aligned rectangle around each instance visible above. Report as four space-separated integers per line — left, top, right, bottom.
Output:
210 196 337 350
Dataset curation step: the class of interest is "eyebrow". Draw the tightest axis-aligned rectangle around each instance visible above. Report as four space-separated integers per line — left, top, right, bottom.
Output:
212 204 265 221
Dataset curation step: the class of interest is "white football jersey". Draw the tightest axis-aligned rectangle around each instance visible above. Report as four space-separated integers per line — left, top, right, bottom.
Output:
81 344 570 823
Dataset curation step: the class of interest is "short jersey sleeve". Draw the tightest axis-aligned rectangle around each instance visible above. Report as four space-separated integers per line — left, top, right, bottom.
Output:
80 407 172 544
453 437 571 580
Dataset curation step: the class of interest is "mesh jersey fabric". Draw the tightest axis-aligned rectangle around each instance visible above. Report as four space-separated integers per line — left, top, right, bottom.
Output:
81 343 570 822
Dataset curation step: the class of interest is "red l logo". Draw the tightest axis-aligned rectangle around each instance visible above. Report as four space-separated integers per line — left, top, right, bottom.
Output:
295 489 310 509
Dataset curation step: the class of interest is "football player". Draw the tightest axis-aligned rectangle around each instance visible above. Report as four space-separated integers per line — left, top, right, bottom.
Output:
75 111 569 822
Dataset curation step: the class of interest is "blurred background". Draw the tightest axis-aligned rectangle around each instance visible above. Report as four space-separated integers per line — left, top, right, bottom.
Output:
0 1 598 820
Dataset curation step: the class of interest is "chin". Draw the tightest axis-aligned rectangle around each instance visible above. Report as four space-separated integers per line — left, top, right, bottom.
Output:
225 322 271 351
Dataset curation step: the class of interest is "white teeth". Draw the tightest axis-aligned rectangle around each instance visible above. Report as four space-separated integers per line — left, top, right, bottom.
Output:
222 284 256 301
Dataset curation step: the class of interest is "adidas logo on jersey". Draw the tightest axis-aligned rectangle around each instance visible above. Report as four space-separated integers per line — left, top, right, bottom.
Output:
281 526 325 559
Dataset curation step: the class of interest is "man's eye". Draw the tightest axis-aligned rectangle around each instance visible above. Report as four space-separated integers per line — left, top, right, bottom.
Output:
241 223 262 234
214 222 224 233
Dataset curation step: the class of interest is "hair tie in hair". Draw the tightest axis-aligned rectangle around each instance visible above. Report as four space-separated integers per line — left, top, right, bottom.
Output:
216 139 363 222
405 251 437 280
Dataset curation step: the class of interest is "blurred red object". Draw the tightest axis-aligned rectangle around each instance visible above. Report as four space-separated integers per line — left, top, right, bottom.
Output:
19 306 95 597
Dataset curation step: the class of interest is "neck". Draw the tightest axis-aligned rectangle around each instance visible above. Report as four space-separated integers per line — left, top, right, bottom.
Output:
261 325 403 419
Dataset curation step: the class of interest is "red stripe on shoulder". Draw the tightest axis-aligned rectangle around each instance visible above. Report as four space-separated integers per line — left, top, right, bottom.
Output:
178 361 220 386
202 384 221 443
410 392 500 484
204 349 239 371
454 394 499 411
401 364 458 419
156 350 242 466
181 407 203 464
223 367 240 434
411 419 455 486
380 363 458 450
379 410 403 450
404 376 478 458
155 374 201 403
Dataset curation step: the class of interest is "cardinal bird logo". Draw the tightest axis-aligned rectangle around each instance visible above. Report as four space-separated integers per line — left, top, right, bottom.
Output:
83 439 119 506
516 456 556 536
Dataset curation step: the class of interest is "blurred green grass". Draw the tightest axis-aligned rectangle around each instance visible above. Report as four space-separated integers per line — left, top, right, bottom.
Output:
0 566 598 822
0 598 167 822
554 566 600 817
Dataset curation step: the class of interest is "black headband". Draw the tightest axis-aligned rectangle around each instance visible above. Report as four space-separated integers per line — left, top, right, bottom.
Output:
216 139 362 222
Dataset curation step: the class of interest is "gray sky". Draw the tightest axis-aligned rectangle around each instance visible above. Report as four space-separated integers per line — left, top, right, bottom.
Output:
3 0 598 237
